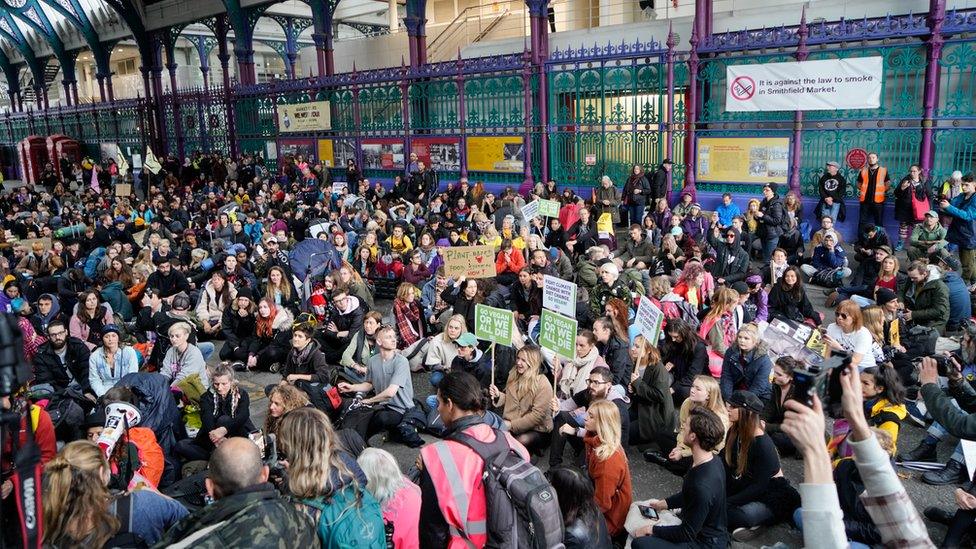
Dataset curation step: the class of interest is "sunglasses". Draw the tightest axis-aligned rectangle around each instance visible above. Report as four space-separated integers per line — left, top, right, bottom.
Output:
837 312 850 319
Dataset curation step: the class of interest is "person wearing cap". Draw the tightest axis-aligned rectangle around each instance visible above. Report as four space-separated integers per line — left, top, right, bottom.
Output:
721 390 799 541
941 173 976 285
815 160 848 223
907 210 947 261
893 163 932 251
443 332 492 389
931 249 971 333
756 183 787 263
857 152 891 228
88 324 140 397
807 215 844 255
800 231 851 282
219 287 261 367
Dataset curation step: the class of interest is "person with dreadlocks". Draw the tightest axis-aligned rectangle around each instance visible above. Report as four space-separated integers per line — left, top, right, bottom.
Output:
175 364 255 463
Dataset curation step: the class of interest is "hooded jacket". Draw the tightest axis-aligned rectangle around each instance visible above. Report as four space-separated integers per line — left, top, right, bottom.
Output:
221 304 260 355
899 265 950 333
719 344 773 402
944 191 976 249
29 293 62 335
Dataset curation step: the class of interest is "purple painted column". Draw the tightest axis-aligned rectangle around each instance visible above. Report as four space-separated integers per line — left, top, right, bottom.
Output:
215 14 237 158
788 10 808 196
920 0 946 178
683 23 699 200
522 52 534 187
201 68 211 90
404 16 422 68
456 58 468 179
665 24 676 201
527 0 549 183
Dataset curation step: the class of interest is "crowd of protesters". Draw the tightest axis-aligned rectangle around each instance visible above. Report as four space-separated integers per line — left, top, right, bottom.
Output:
1 148 976 548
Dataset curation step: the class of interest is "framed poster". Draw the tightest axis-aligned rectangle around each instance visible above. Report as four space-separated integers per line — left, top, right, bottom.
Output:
317 139 335 167
333 139 357 167
466 136 524 173
696 137 790 184
279 139 317 162
277 100 332 132
361 139 405 170
411 137 461 171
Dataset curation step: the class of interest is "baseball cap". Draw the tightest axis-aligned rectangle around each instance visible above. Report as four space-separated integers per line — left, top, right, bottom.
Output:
101 324 121 336
728 390 763 413
924 210 939 219
456 332 478 347
171 292 192 311
826 161 840 168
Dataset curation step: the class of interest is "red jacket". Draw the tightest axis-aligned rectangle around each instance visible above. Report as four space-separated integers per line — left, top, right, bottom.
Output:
2 406 57 475
584 433 633 536
495 248 525 275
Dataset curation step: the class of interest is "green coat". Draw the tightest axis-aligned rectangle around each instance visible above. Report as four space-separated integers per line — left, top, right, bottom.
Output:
153 484 317 549
921 377 976 440
576 257 600 293
900 276 950 333
616 236 656 267
908 223 947 259
631 361 676 441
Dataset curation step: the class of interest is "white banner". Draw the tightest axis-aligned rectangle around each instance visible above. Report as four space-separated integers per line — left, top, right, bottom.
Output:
726 57 882 112
542 275 577 318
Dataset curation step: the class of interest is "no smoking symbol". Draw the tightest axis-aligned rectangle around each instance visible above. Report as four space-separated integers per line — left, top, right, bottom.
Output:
731 76 756 100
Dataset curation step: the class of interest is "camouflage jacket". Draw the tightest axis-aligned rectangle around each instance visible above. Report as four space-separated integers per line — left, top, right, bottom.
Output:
153 483 316 549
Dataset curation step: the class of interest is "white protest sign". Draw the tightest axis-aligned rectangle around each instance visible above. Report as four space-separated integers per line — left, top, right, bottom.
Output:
522 200 540 221
332 181 348 194
726 56 882 112
635 296 664 344
542 275 577 318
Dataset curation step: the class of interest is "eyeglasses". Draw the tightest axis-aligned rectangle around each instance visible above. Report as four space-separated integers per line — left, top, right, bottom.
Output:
587 379 610 386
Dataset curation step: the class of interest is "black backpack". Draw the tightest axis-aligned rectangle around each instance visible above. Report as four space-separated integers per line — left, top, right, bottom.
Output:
105 494 148 548
450 430 564 549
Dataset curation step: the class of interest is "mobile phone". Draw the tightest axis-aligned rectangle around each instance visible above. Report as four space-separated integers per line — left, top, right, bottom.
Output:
638 505 659 520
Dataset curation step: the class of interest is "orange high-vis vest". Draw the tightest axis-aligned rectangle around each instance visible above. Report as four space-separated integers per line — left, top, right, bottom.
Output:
859 166 888 203
420 423 527 549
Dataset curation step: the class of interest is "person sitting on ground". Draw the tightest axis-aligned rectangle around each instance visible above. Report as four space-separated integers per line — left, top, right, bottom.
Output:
159 321 210 389
722 390 800 542
908 210 947 261
176 364 254 463
590 262 632 314
392 282 429 372
899 259 951 334
768 266 820 325
253 298 294 371
340 310 382 384
829 365 907 461
263 383 310 441
719 323 773 403
320 288 365 364
422 313 464 378
584 399 634 543
763 356 800 457
628 339 675 446
615 224 656 270
154 437 318 548
632 406 730 548
554 330 607 400
444 332 492 390
42 440 188 547
662 319 708 407
88 324 139 397
219 288 259 368
800 231 851 282
196 271 237 340
488 345 554 456
550 365 630 467
593 316 634 386
357 448 422 549
930 249 971 333
548 466 613 549
645 375 730 477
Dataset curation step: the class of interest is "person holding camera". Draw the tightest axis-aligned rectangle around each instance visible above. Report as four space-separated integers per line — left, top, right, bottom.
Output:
940 173 976 285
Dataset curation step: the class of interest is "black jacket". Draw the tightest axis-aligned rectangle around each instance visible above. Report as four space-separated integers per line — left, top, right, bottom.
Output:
768 284 818 323
146 270 191 299
32 337 93 394
623 174 651 206
221 307 260 355
665 340 708 396
598 336 633 386
283 340 333 384
708 241 750 283
195 389 255 449
650 166 670 201
564 513 613 549
759 196 787 239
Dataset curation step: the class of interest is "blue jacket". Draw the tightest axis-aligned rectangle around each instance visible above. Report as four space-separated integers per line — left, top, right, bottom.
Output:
944 193 976 249
811 245 847 270
720 345 772 402
944 270 972 325
715 202 742 228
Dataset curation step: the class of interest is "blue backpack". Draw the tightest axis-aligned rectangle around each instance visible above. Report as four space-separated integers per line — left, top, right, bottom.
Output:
303 484 386 549
84 247 106 279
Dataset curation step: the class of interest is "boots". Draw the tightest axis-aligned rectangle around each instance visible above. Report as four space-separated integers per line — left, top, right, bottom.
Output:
897 440 937 463
922 459 967 485
924 506 955 525
824 291 839 308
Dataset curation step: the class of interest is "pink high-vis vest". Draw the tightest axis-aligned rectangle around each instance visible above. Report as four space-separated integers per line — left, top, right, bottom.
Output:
420 423 528 549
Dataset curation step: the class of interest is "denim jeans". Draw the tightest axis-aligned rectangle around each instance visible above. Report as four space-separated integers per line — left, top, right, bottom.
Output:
793 508 872 549
629 203 646 226
198 341 215 362
821 202 840 222
761 236 780 263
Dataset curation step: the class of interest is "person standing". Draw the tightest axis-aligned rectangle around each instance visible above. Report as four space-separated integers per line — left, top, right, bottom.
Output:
857 152 890 228
756 183 786 263
893 164 931 251
941 173 976 286
623 165 651 226
650 159 673 209
815 161 848 222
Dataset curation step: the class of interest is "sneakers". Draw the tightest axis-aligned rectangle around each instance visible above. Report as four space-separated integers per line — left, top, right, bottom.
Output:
732 526 761 542
897 440 937 462
905 400 929 428
231 361 247 372
921 459 967 485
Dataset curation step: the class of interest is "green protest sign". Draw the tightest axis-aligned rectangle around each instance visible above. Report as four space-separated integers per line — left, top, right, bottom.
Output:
538 199 560 218
475 304 514 346
539 309 578 359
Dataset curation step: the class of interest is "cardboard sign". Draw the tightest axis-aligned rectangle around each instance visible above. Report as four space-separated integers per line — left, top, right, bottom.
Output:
115 184 132 197
539 309 578 359
443 245 497 279
475 304 514 346
332 181 348 194
542 275 577 318
635 296 664 344
522 200 540 221
538 199 560 218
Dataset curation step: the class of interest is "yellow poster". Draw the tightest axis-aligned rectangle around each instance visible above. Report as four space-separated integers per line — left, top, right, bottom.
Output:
277 101 332 132
317 139 335 167
466 136 524 173
696 137 790 184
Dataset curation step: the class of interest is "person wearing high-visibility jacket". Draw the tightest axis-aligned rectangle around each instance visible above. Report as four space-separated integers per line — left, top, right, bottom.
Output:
857 152 891 229
418 370 530 548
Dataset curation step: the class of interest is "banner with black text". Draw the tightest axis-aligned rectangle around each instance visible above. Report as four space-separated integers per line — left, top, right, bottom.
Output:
726 57 883 112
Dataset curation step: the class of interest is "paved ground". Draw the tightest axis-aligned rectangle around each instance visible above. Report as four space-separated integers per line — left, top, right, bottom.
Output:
220 267 963 548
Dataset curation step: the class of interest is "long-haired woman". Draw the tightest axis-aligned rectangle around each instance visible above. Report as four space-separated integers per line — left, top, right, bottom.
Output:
196 271 237 339
277 407 385 547
254 298 294 371
699 286 739 377
723 390 799 540
70 290 113 350
584 399 633 540
719 323 773 402
662 318 708 406
392 282 428 372
357 448 422 549
763 356 799 457
646 374 730 476
767 266 819 324
489 345 555 455
42 441 187 547
548 466 613 549
629 340 676 446
264 265 299 314
264 383 310 437
823 299 876 371
176 363 253 462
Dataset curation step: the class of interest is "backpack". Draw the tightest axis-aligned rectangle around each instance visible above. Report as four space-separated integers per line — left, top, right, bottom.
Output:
451 430 565 549
105 494 149 548
810 267 845 288
303 484 387 549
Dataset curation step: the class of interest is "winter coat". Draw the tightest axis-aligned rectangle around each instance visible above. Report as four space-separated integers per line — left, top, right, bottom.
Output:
32 337 93 394
899 267 950 333
594 185 621 223
630 361 676 442
944 192 976 249
500 374 554 435
665 339 708 397
920 375 976 441
584 435 633 537
100 280 133 322
283 340 332 383
893 177 931 223
650 166 670 202
599 336 634 387
622 174 651 206
719 345 773 402
810 244 848 271
221 305 260 356
759 196 787 239
708 242 749 283
768 284 818 323
616 236 655 266
153 483 318 549
195 280 238 325
945 270 972 326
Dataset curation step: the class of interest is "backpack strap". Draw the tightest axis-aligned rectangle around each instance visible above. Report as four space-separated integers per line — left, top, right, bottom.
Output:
114 493 135 534
450 428 512 469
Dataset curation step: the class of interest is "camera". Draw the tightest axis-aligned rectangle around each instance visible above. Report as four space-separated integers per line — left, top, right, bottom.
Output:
791 350 852 414
913 354 958 377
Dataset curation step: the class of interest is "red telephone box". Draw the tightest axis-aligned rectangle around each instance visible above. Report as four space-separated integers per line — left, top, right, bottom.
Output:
17 136 48 185
46 135 80 181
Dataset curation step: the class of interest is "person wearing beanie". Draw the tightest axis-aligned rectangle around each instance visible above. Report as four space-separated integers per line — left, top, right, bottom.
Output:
219 288 260 369
931 249 971 333
88 324 140 397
